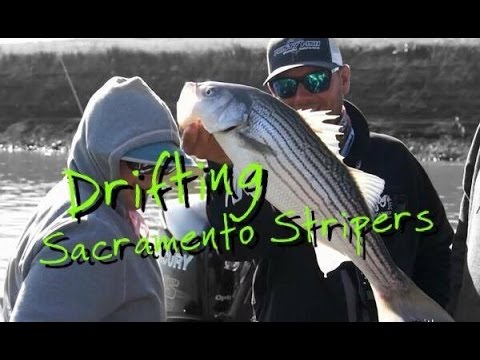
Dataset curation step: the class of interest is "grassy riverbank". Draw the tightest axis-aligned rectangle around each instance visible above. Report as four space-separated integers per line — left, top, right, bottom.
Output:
0 39 477 162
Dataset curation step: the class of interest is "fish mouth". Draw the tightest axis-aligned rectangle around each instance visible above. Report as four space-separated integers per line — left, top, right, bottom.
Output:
179 114 240 138
223 125 238 132
177 82 199 130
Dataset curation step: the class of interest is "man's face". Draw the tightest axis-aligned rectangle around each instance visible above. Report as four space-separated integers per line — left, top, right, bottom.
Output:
268 65 351 118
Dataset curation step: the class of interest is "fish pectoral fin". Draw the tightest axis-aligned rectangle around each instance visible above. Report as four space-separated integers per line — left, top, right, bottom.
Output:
348 168 385 215
297 109 344 159
314 242 351 276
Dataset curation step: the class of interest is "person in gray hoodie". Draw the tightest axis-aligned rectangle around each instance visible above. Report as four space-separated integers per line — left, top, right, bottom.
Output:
2 76 195 321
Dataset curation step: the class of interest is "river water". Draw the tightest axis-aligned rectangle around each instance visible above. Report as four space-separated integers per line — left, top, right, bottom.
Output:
0 150 465 303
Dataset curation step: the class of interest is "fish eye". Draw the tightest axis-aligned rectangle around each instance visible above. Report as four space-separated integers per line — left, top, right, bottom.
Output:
204 87 215 97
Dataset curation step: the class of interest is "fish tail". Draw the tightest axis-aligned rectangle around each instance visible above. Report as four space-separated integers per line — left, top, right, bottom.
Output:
371 274 454 322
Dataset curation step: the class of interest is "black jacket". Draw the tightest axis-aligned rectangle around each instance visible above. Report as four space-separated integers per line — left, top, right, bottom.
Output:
206 100 453 321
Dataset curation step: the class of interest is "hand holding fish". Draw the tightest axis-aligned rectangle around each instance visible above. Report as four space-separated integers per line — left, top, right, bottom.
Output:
180 119 232 165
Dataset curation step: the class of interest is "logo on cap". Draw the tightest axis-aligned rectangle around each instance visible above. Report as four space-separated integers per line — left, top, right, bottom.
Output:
273 39 323 57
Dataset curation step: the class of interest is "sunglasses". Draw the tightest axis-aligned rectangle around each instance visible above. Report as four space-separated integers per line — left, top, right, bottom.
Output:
270 67 340 99
126 161 176 176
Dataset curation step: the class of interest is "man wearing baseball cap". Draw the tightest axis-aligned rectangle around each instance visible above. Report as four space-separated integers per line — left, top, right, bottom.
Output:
181 38 453 322
3 76 195 321
264 38 354 156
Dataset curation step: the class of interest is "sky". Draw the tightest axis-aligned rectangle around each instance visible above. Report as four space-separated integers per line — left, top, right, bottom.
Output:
0 38 74 44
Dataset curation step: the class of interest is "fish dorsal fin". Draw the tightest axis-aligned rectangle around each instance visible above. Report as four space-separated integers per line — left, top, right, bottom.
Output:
297 109 344 159
298 109 385 215
348 167 385 216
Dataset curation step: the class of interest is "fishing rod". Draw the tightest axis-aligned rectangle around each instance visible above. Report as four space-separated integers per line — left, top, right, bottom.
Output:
57 55 83 117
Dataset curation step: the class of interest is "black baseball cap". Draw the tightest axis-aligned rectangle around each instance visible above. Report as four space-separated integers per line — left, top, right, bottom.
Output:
264 38 343 85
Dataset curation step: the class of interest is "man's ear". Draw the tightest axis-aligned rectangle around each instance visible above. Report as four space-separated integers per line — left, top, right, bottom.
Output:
340 65 351 96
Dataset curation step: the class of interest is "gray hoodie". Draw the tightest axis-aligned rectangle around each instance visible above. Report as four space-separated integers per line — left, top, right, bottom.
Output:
3 76 184 321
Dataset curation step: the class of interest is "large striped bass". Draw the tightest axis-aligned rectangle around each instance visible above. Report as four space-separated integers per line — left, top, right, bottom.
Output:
177 81 453 322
